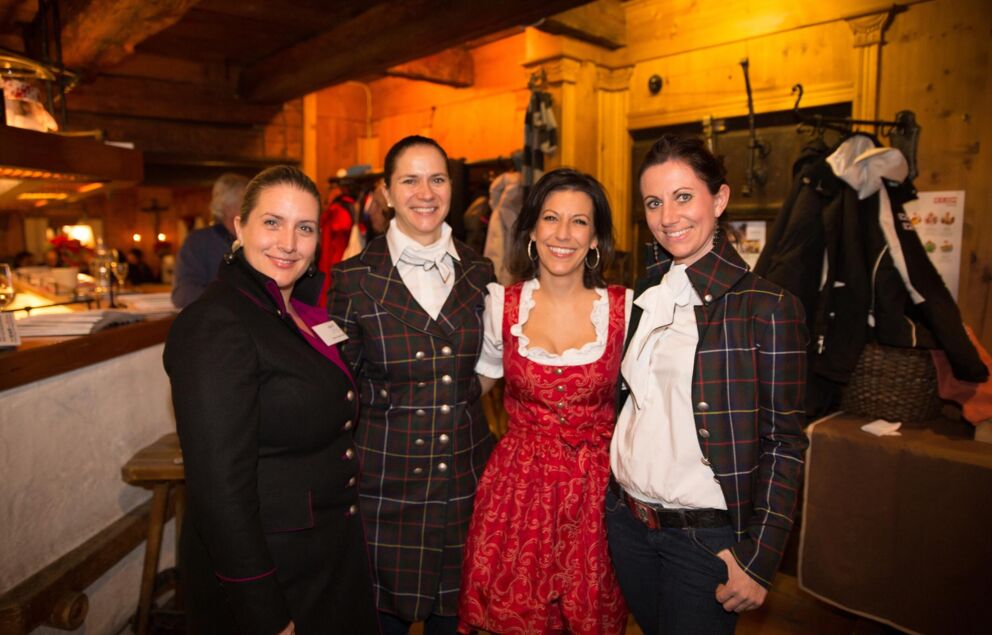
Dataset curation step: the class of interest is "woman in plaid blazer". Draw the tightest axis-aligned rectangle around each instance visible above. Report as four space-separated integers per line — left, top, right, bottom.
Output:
606 134 809 634
328 136 495 635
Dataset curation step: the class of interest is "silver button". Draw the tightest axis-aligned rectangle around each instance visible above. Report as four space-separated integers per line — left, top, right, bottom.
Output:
439 433 450 444
557 401 564 409
703 293 713 303
343 420 353 430
415 351 425 359
346 476 356 487
440 404 451 414
417 381 427 388
344 448 355 459
346 390 354 401
556 385 565 392
441 346 452 355
415 409 426 417
437 462 448 472
701 457 711 466
413 467 424 475
441 374 452 385
698 428 710 439
415 438 425 446
554 367 563 375
347 504 358 515
558 415 566 423
696 401 709 412
379 388 388 398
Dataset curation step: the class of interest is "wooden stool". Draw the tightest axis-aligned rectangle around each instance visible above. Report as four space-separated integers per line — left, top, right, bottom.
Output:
121 433 185 635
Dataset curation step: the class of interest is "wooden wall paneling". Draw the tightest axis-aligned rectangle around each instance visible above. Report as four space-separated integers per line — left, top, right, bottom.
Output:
878 0 992 346
623 0 926 64
596 67 634 252
627 20 855 130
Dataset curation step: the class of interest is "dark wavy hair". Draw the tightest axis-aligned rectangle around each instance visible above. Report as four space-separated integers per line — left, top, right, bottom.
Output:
383 135 449 186
241 165 321 221
507 168 615 289
638 133 727 195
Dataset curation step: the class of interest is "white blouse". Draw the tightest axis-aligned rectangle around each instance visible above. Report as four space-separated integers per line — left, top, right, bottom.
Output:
385 219 459 319
475 279 633 377
610 264 728 510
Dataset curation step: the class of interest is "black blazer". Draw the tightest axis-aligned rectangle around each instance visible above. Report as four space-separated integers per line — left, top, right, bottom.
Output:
164 252 377 634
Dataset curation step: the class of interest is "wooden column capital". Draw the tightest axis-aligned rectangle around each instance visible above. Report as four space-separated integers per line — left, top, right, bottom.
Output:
846 10 893 47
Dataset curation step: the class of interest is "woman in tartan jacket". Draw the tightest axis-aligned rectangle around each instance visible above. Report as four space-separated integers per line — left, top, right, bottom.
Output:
606 134 809 635
328 136 495 635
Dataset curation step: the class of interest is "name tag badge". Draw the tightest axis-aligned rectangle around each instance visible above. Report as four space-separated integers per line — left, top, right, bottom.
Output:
0 313 21 349
313 320 348 346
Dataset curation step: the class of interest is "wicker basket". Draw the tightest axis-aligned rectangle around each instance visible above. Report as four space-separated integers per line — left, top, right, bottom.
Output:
839 342 943 422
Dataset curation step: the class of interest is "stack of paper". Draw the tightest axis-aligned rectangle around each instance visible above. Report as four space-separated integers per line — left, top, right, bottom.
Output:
14 310 144 337
118 293 178 318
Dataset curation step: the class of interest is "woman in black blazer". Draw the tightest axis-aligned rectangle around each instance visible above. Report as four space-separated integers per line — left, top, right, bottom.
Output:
164 166 378 635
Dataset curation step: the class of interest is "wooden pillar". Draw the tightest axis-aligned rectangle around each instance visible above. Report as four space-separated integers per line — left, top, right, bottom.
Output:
846 9 894 126
596 66 633 252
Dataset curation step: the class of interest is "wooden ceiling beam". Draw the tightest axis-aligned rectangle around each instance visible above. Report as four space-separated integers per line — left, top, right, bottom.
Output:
386 47 474 88
239 0 592 103
537 0 627 50
59 0 200 72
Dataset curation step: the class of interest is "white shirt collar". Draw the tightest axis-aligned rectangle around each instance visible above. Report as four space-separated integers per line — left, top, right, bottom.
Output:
386 219 459 267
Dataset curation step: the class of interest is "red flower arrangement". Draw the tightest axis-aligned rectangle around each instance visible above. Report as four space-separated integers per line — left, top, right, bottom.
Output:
48 235 93 268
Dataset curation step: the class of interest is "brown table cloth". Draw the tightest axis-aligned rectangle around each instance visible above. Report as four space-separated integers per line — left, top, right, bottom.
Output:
799 412 992 634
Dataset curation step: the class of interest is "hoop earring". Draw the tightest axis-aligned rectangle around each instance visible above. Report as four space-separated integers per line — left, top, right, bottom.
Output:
528 239 538 262
585 246 601 269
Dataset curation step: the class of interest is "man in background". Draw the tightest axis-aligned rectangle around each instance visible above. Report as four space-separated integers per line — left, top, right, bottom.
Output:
171 173 248 308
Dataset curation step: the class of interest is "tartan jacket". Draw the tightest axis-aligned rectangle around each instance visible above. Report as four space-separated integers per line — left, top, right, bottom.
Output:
620 234 810 588
328 234 495 621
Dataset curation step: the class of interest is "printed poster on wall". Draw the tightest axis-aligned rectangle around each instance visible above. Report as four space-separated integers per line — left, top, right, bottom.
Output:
729 221 766 270
904 191 965 300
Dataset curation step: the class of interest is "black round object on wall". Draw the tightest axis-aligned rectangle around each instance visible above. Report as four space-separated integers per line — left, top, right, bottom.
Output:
648 74 663 95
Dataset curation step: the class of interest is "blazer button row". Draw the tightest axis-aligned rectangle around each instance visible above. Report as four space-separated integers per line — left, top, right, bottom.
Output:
412 462 448 474
346 476 357 487
346 504 359 516
343 420 353 431
346 390 355 401
414 346 454 360
413 434 450 446
343 448 355 460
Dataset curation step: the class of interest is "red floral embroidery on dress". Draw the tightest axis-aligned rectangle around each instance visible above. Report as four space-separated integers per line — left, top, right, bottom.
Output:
459 283 628 635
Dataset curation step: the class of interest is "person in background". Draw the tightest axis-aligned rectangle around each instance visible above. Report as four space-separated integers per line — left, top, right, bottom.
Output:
13 251 35 268
171 172 248 308
125 248 157 285
328 135 495 635
458 168 629 634
164 166 378 634
316 176 358 302
606 134 809 634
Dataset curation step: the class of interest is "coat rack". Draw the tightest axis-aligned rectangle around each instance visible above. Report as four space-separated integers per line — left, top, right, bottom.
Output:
791 83 922 179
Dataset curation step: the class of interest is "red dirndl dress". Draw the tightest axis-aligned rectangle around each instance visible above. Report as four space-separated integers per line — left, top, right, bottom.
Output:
458 283 628 634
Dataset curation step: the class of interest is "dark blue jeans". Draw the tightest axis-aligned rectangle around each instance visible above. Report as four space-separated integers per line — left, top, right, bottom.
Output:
378 611 458 635
605 488 738 635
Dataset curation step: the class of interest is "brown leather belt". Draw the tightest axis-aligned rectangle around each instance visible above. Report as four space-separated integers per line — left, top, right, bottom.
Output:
609 476 731 530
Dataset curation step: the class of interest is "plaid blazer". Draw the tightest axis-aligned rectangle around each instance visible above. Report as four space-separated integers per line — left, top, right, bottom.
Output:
620 234 809 588
328 235 495 621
